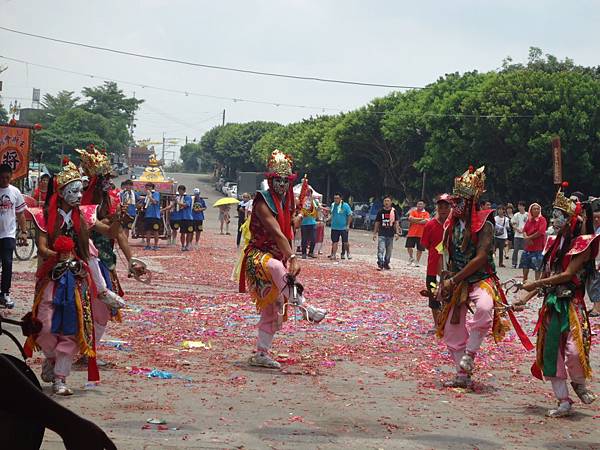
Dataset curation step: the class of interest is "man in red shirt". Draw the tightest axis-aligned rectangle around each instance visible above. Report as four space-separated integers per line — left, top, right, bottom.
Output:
420 194 451 328
519 202 547 282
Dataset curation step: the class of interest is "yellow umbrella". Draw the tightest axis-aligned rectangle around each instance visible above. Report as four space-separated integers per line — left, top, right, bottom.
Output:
213 197 241 207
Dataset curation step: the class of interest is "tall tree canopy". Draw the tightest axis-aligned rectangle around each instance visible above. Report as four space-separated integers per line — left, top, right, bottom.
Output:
194 49 600 203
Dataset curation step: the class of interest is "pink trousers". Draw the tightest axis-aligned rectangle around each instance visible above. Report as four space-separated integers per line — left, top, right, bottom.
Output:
256 258 290 351
35 282 78 378
443 284 494 373
547 330 585 384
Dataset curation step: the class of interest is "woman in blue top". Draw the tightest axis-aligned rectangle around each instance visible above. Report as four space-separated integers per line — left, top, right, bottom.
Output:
191 188 207 248
175 185 194 251
142 183 162 250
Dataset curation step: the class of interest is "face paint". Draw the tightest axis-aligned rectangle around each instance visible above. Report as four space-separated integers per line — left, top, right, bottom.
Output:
451 197 466 217
61 181 83 207
552 208 568 229
101 177 112 192
271 177 289 196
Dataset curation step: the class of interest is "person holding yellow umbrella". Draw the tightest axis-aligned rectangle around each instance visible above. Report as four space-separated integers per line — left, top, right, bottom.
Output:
213 197 240 235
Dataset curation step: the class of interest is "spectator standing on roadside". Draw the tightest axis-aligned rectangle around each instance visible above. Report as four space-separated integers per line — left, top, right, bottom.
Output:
420 194 451 328
299 188 320 259
511 201 528 268
519 202 547 282
373 196 400 270
406 200 430 267
588 210 600 317
504 203 515 261
219 205 231 235
328 193 352 260
237 192 252 247
493 205 510 267
33 173 50 206
0 164 27 309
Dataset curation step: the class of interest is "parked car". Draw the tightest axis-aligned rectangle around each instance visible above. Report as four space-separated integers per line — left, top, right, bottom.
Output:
350 203 370 229
222 182 236 196
228 184 238 198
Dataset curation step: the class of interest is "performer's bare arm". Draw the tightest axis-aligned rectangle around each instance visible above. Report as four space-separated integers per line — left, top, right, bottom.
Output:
115 229 133 261
37 231 58 259
514 248 591 310
524 248 590 291
93 218 121 239
442 221 493 290
255 200 300 276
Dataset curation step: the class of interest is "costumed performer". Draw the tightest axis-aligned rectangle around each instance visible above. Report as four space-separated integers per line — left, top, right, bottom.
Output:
513 184 598 417
437 166 533 388
25 159 121 395
239 150 327 369
78 146 147 349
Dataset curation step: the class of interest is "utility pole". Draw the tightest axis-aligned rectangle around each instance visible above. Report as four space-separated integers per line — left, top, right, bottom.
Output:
222 109 226 126
421 171 427 200
162 132 166 162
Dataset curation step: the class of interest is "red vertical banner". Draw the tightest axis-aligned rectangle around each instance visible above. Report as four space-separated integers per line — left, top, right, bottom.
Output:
551 136 562 185
0 125 31 180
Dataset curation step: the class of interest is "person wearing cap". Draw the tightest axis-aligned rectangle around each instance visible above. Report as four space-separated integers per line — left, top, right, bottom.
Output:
191 188 206 248
420 194 451 329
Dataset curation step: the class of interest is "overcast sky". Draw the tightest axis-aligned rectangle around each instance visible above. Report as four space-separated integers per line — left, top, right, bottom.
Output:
2 0 599 152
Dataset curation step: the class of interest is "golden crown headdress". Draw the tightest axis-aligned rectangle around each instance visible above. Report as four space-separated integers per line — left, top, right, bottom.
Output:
266 149 293 178
453 165 486 199
76 145 112 177
56 159 82 190
553 182 577 216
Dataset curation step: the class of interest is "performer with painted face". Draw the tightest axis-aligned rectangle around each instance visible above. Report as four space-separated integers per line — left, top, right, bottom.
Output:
25 159 121 395
239 150 327 369
514 184 598 417
437 166 532 388
77 146 147 347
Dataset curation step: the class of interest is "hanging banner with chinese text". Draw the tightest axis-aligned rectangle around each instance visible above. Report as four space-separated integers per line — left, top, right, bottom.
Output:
0 125 30 180
551 136 562 185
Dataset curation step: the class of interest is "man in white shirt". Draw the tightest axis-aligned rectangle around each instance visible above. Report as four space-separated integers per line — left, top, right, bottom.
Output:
510 201 528 268
0 163 28 308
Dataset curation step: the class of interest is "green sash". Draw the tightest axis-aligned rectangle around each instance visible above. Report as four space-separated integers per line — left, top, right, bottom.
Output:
542 293 570 377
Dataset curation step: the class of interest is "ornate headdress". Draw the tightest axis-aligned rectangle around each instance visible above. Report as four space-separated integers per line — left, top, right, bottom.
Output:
266 149 294 178
76 145 112 177
553 182 578 217
56 158 82 190
453 165 486 200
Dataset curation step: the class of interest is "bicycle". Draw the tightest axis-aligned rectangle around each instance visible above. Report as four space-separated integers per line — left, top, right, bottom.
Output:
14 220 36 261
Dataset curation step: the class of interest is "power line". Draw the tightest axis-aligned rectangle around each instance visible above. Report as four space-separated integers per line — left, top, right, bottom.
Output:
0 25 416 89
0 55 342 112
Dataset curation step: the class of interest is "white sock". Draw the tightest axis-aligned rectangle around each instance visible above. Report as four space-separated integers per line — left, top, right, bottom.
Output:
466 330 486 354
54 353 72 378
450 350 466 375
550 377 570 402
94 323 107 343
257 329 274 353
